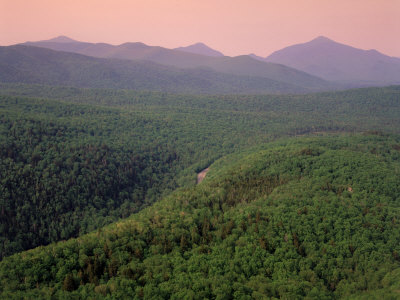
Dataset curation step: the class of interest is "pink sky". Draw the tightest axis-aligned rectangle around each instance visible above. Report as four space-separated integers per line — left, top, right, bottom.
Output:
1 0 400 57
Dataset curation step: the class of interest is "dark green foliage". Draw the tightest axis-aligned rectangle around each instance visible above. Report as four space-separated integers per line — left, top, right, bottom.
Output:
0 95 224 258
1 85 400 259
0 83 400 298
1 83 400 135
1 136 399 299
62 274 77 292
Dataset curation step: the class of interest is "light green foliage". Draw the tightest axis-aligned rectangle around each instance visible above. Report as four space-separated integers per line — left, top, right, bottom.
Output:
1 135 400 298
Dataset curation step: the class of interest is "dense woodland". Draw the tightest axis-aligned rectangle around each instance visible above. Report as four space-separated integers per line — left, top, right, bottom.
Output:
0 83 400 298
1 135 400 298
1 84 400 259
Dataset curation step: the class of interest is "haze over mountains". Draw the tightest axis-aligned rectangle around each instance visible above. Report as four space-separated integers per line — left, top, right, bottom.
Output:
174 42 224 57
2 29 400 298
0 35 396 93
0 45 317 94
264 36 400 85
23 36 331 91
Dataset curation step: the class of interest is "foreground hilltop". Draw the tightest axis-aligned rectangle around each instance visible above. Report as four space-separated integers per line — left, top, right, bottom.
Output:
1 135 400 298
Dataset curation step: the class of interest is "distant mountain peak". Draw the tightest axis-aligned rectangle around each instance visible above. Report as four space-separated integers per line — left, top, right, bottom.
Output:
192 42 207 47
248 53 266 61
119 42 148 47
45 36 79 43
265 35 400 84
366 49 379 54
174 43 224 57
310 36 335 43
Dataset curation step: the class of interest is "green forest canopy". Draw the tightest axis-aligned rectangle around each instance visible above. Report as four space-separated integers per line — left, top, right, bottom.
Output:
0 84 400 259
0 84 400 298
1 135 400 299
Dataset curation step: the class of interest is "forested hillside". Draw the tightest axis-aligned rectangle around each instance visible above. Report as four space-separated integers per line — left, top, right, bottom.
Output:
1 85 400 259
1 135 400 299
3 1 399 299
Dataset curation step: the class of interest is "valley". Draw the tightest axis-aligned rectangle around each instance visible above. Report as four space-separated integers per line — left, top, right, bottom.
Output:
1 27 400 299
197 168 209 184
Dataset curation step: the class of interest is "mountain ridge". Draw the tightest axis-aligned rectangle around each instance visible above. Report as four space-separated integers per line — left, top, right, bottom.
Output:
36 35 80 43
264 36 400 85
19 35 400 88
22 36 334 91
0 44 317 94
174 42 224 57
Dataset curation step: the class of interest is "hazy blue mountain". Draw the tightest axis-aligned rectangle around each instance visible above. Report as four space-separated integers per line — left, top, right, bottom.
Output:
0 45 316 94
23 37 334 91
32 35 81 43
174 42 224 57
248 53 266 61
203 55 332 90
24 38 223 69
265 36 400 85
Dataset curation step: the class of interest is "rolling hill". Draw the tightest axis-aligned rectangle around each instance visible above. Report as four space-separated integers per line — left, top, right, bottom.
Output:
1 135 399 298
265 36 400 85
2 34 400 300
1 83 400 259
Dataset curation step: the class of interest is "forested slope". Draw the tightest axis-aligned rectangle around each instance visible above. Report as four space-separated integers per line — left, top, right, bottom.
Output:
1 135 400 299
1 85 400 258
0 94 257 258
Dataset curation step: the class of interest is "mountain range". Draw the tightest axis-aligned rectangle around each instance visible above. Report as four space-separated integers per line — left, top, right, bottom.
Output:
0 35 396 93
0 45 318 94
1 34 400 299
174 42 224 57
23 36 331 91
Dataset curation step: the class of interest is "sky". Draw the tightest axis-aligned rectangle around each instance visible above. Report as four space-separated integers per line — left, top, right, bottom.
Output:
1 0 400 57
